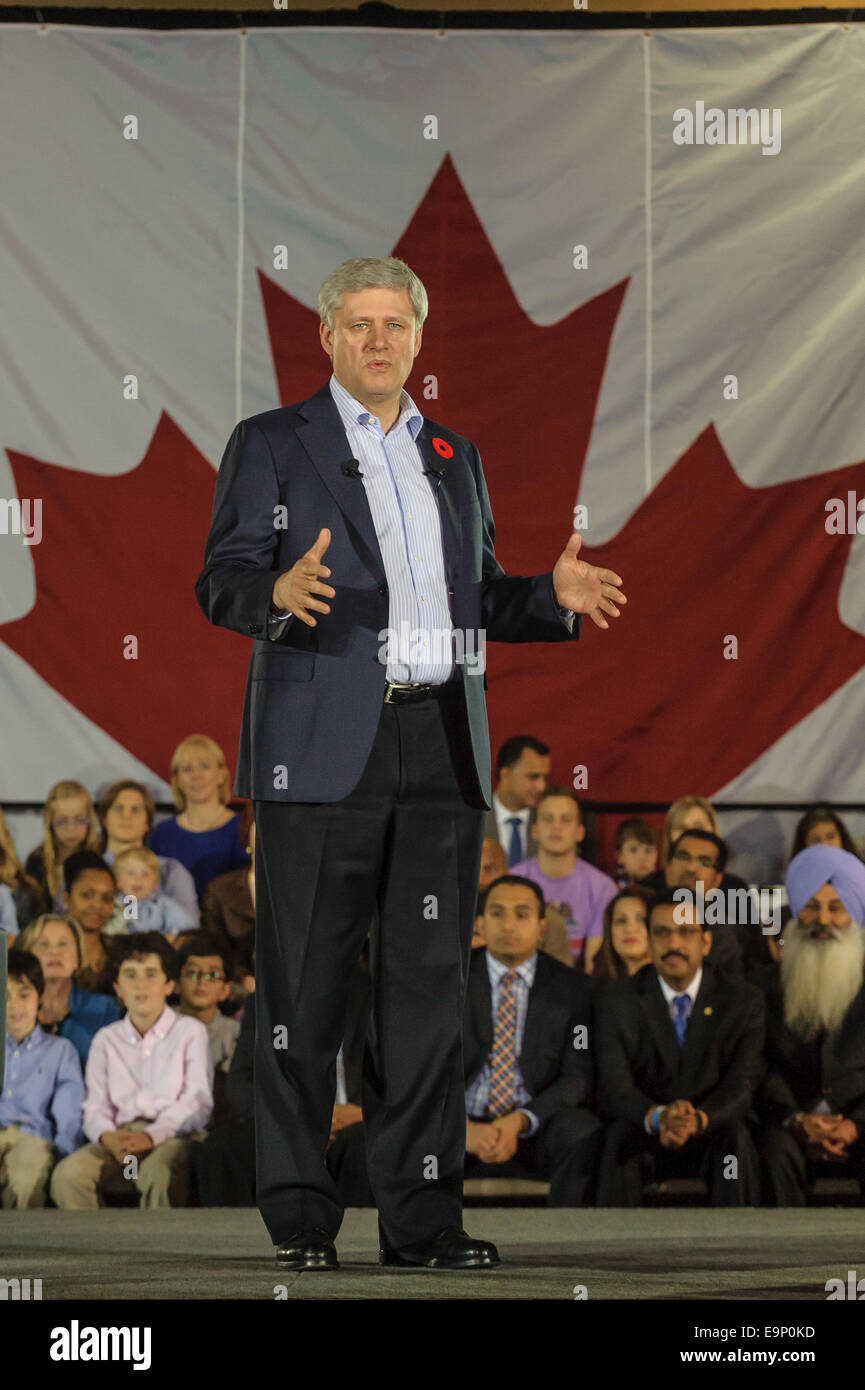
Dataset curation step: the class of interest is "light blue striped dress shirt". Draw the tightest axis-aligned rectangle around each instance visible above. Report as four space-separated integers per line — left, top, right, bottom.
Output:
269 373 455 685
464 950 539 1136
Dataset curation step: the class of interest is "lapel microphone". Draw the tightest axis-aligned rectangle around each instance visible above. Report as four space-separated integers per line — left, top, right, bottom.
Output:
423 463 446 489
342 460 364 479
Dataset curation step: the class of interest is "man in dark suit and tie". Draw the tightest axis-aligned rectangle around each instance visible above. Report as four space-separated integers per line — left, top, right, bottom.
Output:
195 255 626 1270
482 736 550 868
594 888 764 1205
464 875 601 1203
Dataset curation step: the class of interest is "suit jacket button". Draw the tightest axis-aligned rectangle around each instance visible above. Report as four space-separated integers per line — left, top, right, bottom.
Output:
378 584 388 597
249 623 262 634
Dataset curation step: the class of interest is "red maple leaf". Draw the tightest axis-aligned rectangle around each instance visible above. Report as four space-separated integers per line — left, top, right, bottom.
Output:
2 415 250 780
4 152 865 802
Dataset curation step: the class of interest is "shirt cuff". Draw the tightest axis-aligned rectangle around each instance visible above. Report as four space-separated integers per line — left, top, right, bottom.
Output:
517 1108 539 1138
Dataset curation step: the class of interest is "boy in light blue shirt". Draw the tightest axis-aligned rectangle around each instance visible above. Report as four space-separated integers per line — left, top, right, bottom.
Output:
0 949 84 1206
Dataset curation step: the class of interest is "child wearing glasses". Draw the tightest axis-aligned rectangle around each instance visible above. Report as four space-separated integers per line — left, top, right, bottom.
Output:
175 932 239 1131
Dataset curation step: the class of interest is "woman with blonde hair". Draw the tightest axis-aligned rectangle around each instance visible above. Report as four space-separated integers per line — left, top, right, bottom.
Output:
0 806 47 932
24 781 102 913
658 796 719 867
17 913 123 1067
148 735 249 900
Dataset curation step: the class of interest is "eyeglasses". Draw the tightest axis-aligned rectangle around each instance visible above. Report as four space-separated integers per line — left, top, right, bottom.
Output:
180 969 225 983
650 926 703 940
672 850 718 870
52 816 90 830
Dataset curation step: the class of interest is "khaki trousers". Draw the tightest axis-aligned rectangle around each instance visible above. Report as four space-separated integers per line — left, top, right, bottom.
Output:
49 1119 207 1209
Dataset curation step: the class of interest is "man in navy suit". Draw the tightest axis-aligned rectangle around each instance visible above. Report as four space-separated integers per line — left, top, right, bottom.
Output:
195 255 626 1270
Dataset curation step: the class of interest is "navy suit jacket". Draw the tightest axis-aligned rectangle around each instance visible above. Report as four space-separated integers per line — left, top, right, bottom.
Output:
195 381 581 806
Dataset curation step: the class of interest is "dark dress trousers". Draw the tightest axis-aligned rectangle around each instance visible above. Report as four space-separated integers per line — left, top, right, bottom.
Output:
462 949 602 1204
594 961 765 1205
753 964 865 1204
195 381 579 1248
192 953 372 1207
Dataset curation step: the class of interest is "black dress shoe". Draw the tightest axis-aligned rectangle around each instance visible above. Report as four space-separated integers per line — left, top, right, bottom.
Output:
276 1228 339 1270
379 1226 500 1269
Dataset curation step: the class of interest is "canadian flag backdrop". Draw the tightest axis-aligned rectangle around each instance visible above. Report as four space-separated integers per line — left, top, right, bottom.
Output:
2 23 865 823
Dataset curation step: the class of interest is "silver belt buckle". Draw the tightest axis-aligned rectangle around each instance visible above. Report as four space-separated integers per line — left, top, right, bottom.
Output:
384 681 420 704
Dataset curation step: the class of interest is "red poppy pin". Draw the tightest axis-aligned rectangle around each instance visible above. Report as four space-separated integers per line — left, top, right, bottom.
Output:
432 437 453 459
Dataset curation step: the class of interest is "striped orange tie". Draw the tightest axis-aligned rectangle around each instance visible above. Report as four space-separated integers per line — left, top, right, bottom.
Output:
487 971 519 1118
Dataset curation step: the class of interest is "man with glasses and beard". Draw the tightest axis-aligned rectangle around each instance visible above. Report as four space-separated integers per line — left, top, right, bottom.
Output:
755 844 865 1205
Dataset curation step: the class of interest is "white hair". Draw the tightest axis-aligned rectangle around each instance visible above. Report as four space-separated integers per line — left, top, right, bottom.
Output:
781 918 865 1040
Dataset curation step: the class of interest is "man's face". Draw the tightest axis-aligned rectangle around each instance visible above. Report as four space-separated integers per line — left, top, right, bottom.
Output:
665 834 723 895
649 902 711 989
479 882 546 966
499 750 550 811
797 882 853 938
533 796 584 855
320 287 422 410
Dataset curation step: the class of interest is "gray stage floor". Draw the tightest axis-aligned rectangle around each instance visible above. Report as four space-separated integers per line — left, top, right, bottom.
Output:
4 1208 862 1299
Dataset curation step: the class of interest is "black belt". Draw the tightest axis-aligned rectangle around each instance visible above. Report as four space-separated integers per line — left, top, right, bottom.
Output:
383 680 460 705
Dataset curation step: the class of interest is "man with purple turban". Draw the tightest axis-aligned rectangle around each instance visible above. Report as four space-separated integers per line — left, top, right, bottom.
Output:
754 843 865 1205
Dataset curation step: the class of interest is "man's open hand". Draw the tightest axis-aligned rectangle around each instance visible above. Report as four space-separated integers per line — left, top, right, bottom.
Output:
552 532 626 630
271 527 335 627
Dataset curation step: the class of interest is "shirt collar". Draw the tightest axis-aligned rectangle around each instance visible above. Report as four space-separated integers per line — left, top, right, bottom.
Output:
329 372 424 441
6 1023 46 1051
493 794 530 827
485 949 537 989
119 1003 177 1045
658 965 703 1007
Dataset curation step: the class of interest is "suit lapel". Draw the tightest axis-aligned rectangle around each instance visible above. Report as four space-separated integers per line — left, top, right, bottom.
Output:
519 955 544 1088
295 386 462 592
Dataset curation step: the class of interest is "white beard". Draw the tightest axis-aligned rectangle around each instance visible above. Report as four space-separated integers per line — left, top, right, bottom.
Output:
781 919 865 1040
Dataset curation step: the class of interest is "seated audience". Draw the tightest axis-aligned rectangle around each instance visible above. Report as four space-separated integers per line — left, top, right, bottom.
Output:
594 889 764 1206
462 875 602 1204
638 829 747 976
592 886 655 987
148 735 249 900
98 780 199 924
175 932 239 1130
789 805 862 863
614 817 659 888
61 852 126 991
482 736 550 867
17 914 123 1068
50 933 212 1209
113 846 198 938
25 780 102 914
1 949 84 1206
755 845 865 1205
0 807 46 931
513 787 618 971
472 835 572 967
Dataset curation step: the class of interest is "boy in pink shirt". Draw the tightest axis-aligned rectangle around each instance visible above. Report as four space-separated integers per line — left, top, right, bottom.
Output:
50 932 212 1208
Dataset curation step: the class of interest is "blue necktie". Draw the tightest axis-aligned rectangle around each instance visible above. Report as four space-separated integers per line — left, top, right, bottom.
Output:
672 993 692 1048
506 817 523 868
